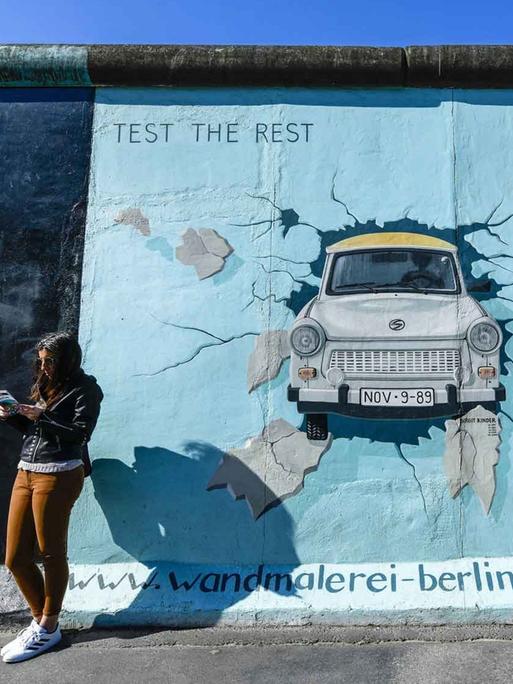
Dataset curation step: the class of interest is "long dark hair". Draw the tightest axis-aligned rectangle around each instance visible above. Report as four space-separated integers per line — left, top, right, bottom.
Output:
29 331 83 407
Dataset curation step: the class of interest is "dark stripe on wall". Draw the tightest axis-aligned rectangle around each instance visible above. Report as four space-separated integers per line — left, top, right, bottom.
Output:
0 88 94 555
2 45 513 88
86 45 405 87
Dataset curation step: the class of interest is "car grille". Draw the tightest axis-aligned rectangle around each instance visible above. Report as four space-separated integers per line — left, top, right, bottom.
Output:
329 349 460 375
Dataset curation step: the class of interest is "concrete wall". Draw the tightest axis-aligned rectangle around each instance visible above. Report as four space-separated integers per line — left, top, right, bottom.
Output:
3 46 513 626
0 89 93 557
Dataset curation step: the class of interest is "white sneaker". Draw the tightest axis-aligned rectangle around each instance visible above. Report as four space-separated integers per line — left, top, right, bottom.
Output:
2 622 61 663
0 619 39 657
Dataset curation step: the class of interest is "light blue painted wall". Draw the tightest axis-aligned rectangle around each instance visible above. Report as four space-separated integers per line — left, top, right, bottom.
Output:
70 88 513 622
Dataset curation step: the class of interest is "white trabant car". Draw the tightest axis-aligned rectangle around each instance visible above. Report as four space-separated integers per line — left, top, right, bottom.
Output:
288 232 505 439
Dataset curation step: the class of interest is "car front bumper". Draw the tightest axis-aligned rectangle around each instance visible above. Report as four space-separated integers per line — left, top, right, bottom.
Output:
287 383 506 419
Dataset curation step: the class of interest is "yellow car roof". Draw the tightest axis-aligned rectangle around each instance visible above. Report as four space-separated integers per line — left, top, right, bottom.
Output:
326 232 457 253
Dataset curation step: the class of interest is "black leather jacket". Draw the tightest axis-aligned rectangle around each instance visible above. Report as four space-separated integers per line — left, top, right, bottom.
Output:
4 369 103 475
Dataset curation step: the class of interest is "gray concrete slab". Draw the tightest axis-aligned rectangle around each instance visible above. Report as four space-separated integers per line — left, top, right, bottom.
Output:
1 638 513 684
1 627 513 683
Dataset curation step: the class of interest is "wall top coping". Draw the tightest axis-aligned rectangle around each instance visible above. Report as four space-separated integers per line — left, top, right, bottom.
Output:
1 45 513 88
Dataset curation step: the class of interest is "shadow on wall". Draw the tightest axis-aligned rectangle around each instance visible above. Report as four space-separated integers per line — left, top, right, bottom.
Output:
91 443 300 626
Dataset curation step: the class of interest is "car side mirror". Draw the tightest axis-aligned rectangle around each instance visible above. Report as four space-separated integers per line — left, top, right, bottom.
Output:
468 279 492 293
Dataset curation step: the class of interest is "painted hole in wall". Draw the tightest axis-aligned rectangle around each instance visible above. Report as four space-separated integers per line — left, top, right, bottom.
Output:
212 184 511 517
132 181 513 519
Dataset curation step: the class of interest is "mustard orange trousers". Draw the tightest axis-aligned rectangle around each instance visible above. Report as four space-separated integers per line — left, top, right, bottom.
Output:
4 467 84 618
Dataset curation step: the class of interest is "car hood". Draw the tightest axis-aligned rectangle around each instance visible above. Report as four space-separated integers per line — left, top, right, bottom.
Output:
308 294 485 340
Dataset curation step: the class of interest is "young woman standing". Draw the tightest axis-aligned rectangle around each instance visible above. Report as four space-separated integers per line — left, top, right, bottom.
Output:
0 331 103 664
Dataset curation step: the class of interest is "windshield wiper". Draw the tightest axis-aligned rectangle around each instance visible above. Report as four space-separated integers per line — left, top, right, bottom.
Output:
333 282 377 293
372 282 429 294
394 282 429 294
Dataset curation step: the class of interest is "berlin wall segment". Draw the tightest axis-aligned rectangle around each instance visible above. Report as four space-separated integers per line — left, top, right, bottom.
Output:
0 89 94 562
66 86 513 626
3 57 513 626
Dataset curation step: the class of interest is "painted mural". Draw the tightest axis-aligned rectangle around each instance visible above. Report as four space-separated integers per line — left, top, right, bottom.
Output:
4 86 513 625
286 230 505 512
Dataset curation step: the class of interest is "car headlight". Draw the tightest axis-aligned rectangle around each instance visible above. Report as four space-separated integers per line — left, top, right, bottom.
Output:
290 324 323 356
468 321 501 353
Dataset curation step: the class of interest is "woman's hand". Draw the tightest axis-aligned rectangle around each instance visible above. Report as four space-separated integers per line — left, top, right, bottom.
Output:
0 406 9 421
17 404 44 421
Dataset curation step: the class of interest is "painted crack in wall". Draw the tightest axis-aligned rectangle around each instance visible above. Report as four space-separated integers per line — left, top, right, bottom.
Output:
231 193 317 239
395 444 428 516
133 322 259 376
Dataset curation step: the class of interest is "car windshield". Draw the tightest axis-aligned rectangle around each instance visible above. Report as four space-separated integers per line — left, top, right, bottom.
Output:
328 248 459 294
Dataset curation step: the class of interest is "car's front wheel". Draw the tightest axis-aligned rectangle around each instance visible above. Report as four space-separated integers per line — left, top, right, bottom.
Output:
306 414 328 441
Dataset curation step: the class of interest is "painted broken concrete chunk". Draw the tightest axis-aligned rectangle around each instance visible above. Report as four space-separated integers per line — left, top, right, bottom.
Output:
207 418 332 519
176 228 233 279
114 207 151 235
443 405 501 514
247 330 291 393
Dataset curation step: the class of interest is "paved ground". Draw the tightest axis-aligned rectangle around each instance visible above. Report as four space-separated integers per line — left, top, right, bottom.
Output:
1 626 513 683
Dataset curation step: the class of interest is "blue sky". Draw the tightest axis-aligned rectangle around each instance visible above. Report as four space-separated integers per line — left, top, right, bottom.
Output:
0 0 511 45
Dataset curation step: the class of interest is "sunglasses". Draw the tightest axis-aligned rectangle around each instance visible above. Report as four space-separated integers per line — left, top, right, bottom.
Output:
37 357 57 366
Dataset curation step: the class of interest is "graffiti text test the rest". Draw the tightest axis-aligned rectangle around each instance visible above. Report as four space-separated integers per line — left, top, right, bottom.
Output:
113 122 314 144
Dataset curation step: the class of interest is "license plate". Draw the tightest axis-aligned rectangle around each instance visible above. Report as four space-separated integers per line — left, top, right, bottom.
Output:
360 388 435 407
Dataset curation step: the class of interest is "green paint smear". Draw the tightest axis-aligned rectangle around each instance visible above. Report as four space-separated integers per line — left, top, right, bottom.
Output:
0 46 91 86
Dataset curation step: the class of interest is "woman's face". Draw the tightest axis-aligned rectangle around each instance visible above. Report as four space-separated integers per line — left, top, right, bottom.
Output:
38 349 56 379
